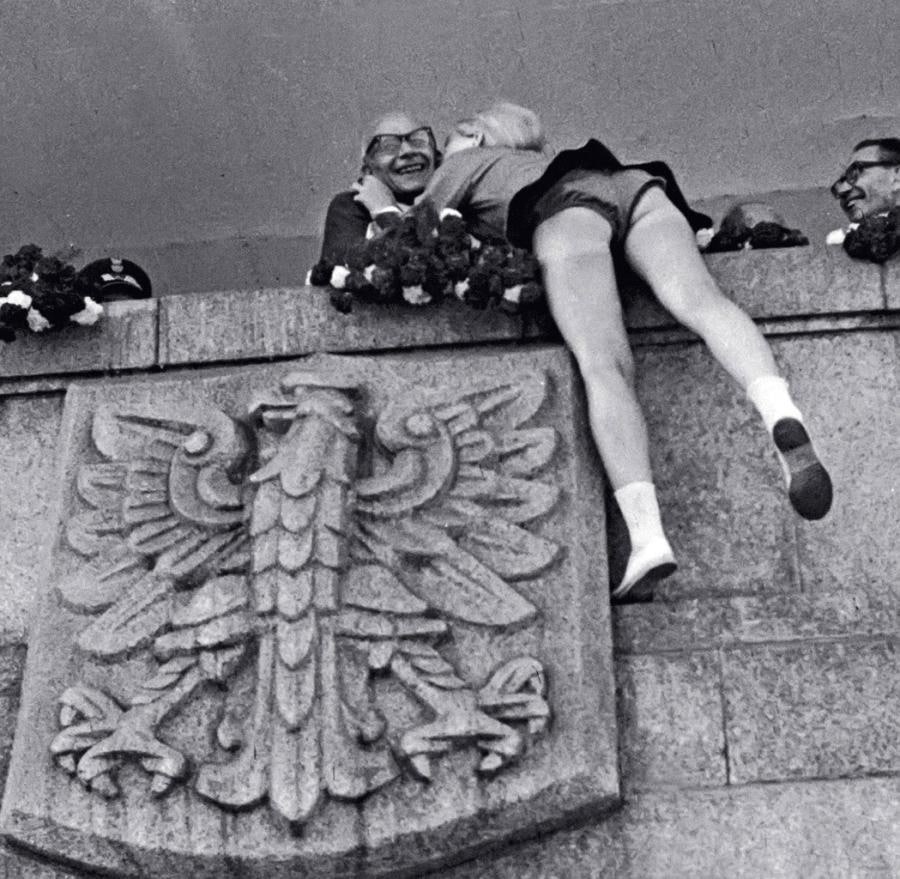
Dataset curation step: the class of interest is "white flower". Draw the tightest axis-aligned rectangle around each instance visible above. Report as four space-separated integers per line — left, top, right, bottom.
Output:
69 296 104 326
402 285 431 305
453 279 470 300
26 307 51 333
330 265 351 289
29 271 39 282
469 235 482 250
5 290 32 309
363 264 377 284
439 208 463 221
825 224 857 246
695 228 715 249
502 284 523 305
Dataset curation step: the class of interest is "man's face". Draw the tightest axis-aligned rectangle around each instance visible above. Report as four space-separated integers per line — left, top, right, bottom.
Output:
832 146 900 222
363 113 436 202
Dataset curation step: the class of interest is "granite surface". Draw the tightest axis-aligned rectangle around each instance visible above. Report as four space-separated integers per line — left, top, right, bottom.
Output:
0 301 157 380
0 394 64 637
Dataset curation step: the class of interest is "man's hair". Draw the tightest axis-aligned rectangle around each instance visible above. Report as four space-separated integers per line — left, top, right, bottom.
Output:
474 102 545 152
853 138 900 163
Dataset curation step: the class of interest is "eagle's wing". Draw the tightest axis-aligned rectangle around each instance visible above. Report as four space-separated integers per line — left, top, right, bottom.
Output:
58 405 252 659
351 373 561 626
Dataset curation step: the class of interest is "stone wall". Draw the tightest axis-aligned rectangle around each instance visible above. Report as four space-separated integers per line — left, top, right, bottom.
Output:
0 247 898 876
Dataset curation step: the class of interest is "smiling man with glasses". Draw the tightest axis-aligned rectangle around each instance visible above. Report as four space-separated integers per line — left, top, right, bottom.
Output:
831 138 900 223
316 112 439 266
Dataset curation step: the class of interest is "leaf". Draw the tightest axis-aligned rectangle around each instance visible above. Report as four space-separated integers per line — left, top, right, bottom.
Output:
410 550 537 626
56 554 149 614
75 573 172 659
495 428 558 476
459 518 561 580
451 472 560 524
342 565 427 615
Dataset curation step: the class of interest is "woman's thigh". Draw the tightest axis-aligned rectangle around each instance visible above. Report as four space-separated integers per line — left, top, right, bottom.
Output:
532 207 631 367
623 187 725 321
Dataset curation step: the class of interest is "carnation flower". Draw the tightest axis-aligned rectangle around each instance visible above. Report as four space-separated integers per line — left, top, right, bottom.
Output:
310 203 545 315
4 290 32 309
329 265 351 289
503 285 523 306
453 279 470 300
842 209 900 263
69 297 103 326
825 227 852 246
26 307 51 333
402 285 431 305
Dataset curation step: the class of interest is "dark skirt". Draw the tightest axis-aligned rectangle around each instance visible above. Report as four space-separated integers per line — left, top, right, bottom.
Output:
506 139 712 250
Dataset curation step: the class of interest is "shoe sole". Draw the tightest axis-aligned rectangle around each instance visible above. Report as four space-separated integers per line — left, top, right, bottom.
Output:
611 560 677 604
773 418 833 520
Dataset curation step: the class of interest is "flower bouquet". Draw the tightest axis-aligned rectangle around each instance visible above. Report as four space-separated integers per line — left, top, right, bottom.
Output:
702 203 809 253
0 245 103 342
837 208 900 263
309 204 545 315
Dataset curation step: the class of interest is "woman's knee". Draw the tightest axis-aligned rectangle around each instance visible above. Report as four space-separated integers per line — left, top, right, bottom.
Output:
574 340 637 389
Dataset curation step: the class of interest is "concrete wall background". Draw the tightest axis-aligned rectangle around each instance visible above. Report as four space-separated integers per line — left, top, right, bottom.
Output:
2 0 899 258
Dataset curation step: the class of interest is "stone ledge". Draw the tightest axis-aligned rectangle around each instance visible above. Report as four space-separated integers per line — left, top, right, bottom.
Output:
157 248 889 366
613 589 900 655
0 300 157 380
158 286 529 365
0 248 890 378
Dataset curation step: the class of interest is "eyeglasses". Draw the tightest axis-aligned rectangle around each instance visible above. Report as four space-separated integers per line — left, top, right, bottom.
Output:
831 160 899 195
365 126 435 158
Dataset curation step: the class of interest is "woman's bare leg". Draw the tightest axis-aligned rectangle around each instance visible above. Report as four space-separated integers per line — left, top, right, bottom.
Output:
533 206 676 597
623 187 832 519
534 207 648 489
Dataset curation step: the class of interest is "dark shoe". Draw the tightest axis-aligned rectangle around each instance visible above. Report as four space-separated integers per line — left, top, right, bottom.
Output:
772 418 833 520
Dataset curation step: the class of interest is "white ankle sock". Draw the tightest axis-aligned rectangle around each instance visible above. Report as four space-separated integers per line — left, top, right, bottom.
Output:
746 375 803 433
614 481 668 550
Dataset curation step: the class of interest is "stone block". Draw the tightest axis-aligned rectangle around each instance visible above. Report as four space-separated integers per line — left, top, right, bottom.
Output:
0 394 65 636
1 346 618 878
607 342 800 600
0 300 157 380
623 246 883 330
885 258 900 310
613 588 900 655
158 286 527 365
616 652 726 791
437 777 900 879
773 332 900 594
723 639 900 784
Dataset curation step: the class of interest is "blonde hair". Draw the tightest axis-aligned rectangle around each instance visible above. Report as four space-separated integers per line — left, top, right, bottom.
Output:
473 102 545 152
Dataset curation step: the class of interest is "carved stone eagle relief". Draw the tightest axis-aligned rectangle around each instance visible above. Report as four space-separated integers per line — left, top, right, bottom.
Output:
51 369 562 825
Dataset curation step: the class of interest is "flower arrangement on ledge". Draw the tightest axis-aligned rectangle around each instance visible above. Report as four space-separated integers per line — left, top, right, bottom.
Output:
308 205 545 315
826 208 900 263
0 245 102 342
